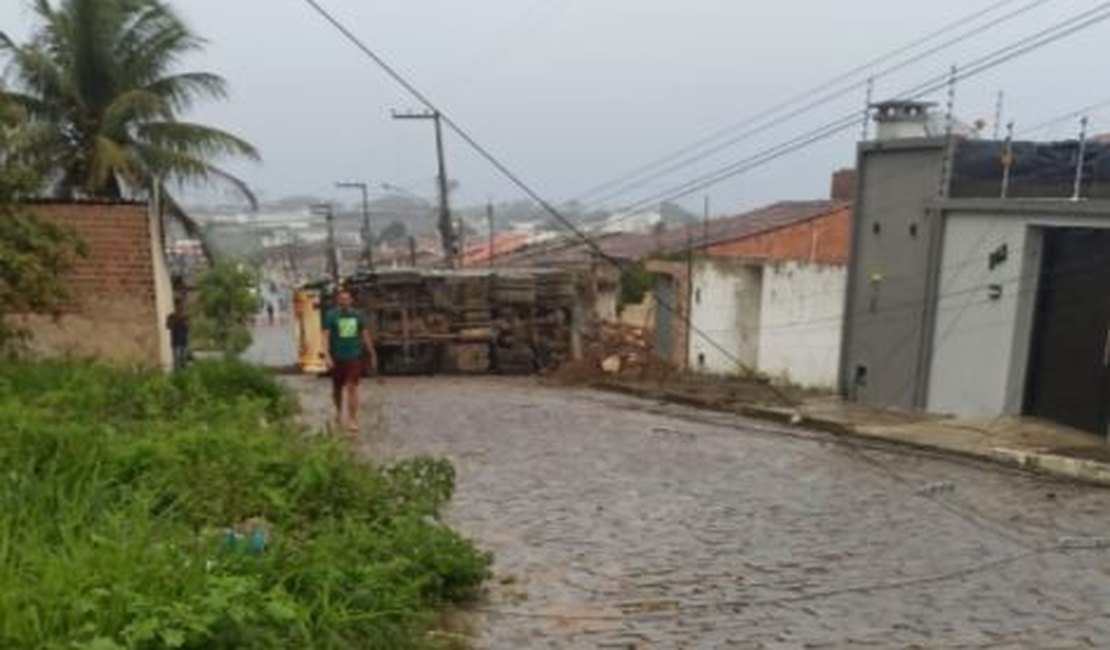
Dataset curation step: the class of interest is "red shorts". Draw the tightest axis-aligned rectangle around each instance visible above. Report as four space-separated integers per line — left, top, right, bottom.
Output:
330 358 363 390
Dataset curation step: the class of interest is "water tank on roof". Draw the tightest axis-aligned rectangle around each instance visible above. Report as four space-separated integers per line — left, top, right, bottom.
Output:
872 100 939 141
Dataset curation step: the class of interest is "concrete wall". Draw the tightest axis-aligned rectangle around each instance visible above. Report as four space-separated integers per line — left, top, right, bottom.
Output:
688 259 762 375
840 138 948 409
16 202 169 368
707 207 852 265
646 260 691 369
926 213 1036 416
759 261 846 389
925 201 1110 417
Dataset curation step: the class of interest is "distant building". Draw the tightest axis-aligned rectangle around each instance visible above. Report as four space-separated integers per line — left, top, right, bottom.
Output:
460 232 532 267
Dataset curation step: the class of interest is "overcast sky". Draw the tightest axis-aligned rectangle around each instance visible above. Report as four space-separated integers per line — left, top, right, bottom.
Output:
2 0 1109 215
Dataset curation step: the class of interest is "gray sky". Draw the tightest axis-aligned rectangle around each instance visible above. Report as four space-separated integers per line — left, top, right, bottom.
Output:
2 0 1108 215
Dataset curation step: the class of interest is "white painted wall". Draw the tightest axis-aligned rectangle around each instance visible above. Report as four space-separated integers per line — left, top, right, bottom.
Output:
688 260 762 375
758 261 846 389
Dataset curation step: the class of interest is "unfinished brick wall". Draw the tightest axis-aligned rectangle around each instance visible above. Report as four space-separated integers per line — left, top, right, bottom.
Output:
16 202 170 366
706 206 852 265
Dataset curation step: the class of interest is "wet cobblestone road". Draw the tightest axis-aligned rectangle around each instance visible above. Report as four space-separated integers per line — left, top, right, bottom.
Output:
290 376 1110 649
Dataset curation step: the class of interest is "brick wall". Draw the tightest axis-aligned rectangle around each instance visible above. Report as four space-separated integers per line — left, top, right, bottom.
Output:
830 168 857 202
15 202 170 366
706 205 852 265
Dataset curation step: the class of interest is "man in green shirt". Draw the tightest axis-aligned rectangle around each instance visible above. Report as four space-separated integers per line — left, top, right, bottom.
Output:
322 289 377 433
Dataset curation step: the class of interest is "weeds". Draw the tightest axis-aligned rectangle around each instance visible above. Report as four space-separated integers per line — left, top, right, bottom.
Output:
0 360 489 649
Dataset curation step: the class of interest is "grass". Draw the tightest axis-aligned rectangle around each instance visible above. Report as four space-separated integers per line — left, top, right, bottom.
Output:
0 359 490 649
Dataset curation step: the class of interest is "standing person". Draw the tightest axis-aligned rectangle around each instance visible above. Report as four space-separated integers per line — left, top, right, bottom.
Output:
322 289 377 433
266 302 275 326
166 301 190 371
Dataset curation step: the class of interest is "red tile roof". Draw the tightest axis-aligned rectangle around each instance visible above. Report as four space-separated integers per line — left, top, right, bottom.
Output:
499 200 851 266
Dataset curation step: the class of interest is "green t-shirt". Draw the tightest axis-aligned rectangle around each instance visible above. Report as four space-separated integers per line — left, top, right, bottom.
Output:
324 308 367 360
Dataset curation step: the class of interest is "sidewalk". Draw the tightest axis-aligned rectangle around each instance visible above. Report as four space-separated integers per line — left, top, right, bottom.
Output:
596 378 1110 487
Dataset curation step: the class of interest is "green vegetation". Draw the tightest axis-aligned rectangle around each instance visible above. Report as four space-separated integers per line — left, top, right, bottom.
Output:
0 97 86 350
619 262 654 307
191 262 262 356
0 0 260 239
0 360 490 649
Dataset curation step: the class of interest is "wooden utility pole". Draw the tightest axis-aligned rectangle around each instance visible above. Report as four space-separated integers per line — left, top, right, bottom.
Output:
336 181 374 271
312 203 340 285
392 109 457 266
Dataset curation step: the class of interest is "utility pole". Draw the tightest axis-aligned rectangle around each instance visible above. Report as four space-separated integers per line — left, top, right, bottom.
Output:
487 201 495 268
392 109 457 267
312 203 340 285
335 181 374 272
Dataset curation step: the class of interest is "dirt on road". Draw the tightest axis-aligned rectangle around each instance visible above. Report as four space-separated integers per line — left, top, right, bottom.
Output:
290 375 1110 649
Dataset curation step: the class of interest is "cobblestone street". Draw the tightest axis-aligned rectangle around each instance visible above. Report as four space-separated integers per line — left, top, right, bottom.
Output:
289 375 1110 648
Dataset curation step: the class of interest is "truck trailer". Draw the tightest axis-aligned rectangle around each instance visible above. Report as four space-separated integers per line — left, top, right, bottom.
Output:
295 268 585 375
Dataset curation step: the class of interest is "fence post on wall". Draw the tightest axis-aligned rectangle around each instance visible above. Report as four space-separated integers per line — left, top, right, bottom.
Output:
1072 116 1090 201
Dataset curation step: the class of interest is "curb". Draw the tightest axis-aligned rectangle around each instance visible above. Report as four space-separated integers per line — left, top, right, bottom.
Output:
592 380 1110 488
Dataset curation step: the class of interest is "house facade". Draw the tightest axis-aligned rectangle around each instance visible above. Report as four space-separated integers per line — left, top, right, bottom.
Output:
649 199 853 388
840 108 1110 436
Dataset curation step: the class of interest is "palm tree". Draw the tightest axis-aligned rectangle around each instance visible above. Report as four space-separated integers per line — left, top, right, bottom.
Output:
0 0 260 240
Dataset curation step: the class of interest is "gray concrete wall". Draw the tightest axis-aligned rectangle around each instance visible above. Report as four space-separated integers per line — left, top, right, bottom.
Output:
925 200 1110 418
840 138 948 409
926 213 1036 416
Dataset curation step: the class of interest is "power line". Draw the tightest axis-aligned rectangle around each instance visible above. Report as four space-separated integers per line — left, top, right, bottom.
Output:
579 2 1110 235
574 0 1056 211
1019 96 1110 137
572 0 1046 204
298 0 1110 401
518 4 1110 267
298 0 799 404
503 89 1110 267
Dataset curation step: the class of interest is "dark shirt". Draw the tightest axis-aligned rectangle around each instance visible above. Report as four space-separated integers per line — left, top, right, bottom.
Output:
166 313 189 347
324 308 367 360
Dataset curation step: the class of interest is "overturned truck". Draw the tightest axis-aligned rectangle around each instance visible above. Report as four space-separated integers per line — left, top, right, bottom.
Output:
295 268 592 376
